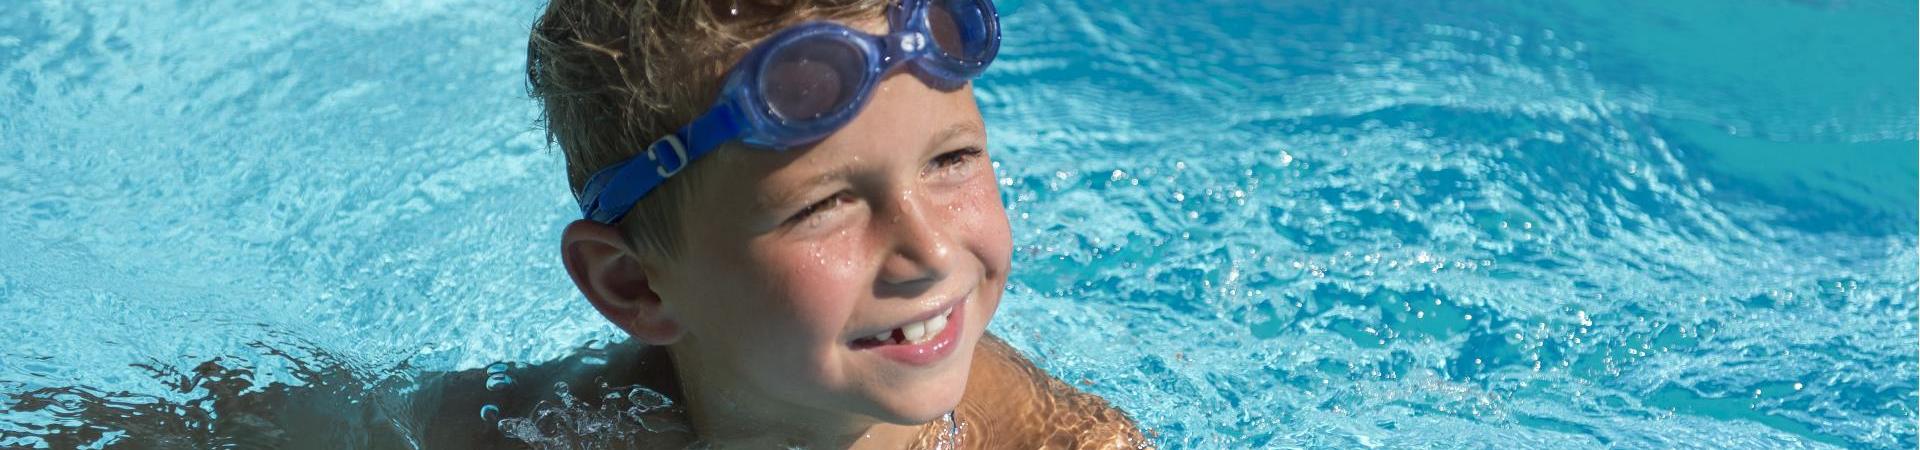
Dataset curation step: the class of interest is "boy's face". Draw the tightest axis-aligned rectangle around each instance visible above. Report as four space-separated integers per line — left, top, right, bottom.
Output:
651 47 1012 423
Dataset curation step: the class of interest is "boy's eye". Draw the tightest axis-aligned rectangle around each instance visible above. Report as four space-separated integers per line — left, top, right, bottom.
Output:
926 147 984 178
786 191 851 225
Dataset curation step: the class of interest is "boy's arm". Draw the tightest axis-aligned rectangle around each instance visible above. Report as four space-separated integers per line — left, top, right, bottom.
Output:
960 333 1153 449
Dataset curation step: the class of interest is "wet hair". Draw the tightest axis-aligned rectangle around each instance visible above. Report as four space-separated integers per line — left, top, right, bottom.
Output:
527 0 889 258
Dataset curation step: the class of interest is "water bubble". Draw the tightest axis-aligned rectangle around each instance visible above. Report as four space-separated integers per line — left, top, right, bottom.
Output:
486 373 514 391
486 362 510 374
554 382 580 408
627 386 673 413
480 404 500 422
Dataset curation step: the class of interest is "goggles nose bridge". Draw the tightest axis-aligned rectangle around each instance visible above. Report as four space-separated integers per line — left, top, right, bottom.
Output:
880 29 931 69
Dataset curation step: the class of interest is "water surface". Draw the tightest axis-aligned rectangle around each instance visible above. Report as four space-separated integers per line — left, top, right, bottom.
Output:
1 0 1914 448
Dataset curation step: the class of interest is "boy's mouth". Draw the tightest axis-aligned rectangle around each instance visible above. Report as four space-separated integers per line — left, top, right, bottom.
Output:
848 302 958 349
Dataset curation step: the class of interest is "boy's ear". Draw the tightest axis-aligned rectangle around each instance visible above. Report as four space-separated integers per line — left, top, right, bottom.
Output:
560 220 684 345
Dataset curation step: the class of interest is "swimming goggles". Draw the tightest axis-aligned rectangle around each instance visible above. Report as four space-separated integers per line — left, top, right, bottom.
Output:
577 0 1002 224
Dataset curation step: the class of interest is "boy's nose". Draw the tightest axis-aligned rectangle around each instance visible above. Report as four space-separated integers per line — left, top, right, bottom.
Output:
875 190 951 291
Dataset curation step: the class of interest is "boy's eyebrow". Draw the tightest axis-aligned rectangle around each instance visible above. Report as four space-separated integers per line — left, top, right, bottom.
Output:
760 121 987 210
929 120 986 148
762 163 858 209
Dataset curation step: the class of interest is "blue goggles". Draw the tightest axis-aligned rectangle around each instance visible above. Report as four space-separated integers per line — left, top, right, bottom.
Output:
577 0 1002 224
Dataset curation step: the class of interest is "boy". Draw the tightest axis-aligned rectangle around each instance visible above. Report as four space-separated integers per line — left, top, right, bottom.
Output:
525 0 1148 448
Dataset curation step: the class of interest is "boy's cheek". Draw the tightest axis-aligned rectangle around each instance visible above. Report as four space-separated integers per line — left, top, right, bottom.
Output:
749 237 873 324
961 178 1014 268
757 235 870 286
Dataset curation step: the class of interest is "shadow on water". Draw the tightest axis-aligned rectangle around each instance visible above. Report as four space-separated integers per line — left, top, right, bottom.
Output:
3 341 410 449
1663 119 1917 236
0 339 692 450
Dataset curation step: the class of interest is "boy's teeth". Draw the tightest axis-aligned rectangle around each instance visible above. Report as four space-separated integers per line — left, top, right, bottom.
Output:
925 313 948 338
903 322 926 342
865 305 957 346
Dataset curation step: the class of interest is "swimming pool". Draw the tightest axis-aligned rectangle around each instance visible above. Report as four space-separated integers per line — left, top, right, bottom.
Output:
1 0 1914 448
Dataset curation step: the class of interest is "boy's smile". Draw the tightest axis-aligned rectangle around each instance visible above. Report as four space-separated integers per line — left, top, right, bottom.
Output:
845 283 968 366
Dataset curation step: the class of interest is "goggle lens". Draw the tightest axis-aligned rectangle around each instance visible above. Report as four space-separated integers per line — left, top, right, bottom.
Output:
760 38 868 122
928 0 993 62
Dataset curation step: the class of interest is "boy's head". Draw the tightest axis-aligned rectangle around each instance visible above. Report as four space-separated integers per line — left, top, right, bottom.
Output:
530 0 1011 426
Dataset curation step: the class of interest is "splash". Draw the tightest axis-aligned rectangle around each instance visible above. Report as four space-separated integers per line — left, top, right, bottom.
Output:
495 381 688 450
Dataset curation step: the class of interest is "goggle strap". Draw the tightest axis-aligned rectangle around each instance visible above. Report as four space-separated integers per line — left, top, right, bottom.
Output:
684 102 742 156
581 103 743 223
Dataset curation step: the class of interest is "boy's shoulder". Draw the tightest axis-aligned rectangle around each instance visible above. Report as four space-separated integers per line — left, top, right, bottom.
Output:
959 334 1153 449
407 335 1151 449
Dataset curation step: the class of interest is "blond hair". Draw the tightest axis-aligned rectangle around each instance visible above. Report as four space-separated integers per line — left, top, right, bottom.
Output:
527 0 889 257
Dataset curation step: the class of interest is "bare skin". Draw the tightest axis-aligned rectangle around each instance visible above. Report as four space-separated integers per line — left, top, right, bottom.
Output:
25 332 1145 448
411 333 1150 449
948 334 1151 449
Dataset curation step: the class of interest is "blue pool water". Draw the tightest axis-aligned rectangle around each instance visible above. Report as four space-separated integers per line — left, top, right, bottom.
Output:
2 0 1915 448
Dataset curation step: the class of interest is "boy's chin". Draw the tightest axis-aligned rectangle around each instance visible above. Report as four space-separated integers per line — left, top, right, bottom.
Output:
861 362 973 425
865 386 966 425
